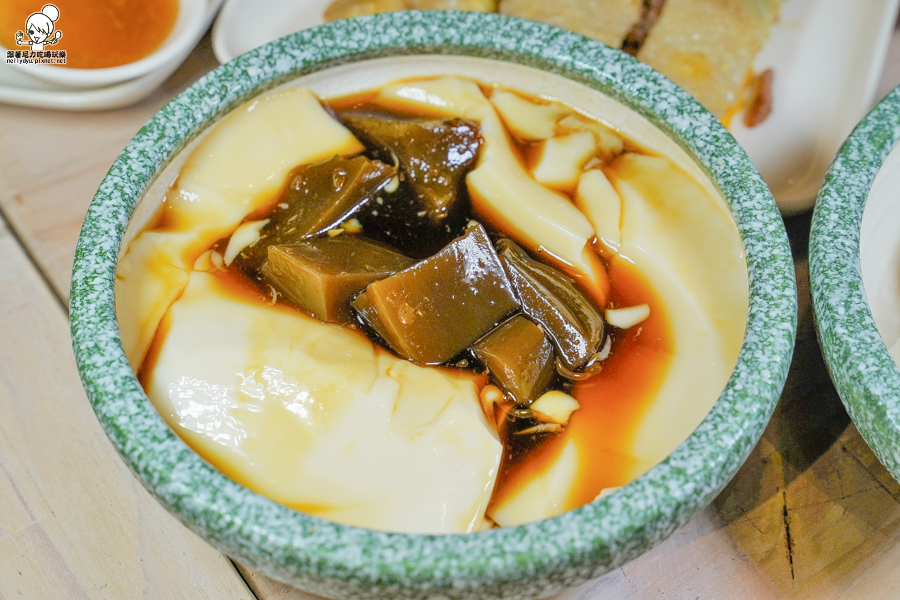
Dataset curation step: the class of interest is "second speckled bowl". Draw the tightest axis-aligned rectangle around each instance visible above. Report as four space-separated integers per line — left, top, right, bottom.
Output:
70 11 797 600
811 86 900 480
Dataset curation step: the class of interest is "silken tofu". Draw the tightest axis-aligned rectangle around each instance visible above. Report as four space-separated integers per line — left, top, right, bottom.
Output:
143 271 503 534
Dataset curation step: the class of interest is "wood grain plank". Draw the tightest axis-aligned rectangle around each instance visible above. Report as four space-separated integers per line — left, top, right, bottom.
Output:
0 35 220 302
0 216 255 600
236 567 327 600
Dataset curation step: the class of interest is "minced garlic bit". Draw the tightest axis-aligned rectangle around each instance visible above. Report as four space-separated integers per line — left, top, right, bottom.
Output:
605 304 650 329
341 218 363 233
481 385 503 403
595 486 621 500
515 423 562 435
531 390 580 425
582 156 603 171
193 250 214 271
384 174 400 193
223 219 269 265
479 384 506 430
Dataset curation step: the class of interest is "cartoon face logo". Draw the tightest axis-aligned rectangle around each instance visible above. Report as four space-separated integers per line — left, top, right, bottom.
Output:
15 4 62 52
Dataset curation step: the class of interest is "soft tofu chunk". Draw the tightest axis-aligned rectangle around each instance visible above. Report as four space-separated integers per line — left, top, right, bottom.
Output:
575 169 622 250
472 315 556 403
145 271 502 534
490 90 568 140
488 439 579 527
353 223 518 364
262 237 414 324
556 113 625 161
530 131 598 193
606 152 748 467
223 219 269 265
116 88 364 369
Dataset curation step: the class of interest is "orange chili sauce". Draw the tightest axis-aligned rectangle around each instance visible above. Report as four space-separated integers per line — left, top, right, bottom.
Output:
0 0 178 69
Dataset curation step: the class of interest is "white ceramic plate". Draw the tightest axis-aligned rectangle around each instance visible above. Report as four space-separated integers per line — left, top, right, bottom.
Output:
211 0 900 214
211 0 333 64
730 0 900 214
0 0 223 111
0 63 175 111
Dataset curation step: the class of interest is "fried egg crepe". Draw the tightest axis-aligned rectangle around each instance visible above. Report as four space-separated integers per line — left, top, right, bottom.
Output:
499 0 643 49
638 0 781 117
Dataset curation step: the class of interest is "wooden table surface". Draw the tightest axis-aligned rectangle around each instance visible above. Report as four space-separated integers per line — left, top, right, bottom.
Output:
3 25 900 600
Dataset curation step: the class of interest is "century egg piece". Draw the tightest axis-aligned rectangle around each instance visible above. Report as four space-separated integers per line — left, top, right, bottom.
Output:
353 223 518 365
263 237 414 324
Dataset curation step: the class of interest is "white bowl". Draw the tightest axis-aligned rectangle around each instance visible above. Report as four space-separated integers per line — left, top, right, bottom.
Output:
1 0 208 89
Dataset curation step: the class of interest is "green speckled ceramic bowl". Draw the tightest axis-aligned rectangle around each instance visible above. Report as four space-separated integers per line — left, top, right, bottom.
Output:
811 86 900 479
70 11 796 600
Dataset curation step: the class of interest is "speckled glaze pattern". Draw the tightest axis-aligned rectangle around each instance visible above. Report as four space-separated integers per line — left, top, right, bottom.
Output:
810 86 900 480
70 11 796 600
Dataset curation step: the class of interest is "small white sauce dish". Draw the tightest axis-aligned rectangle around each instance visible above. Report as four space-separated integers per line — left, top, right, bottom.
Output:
0 0 209 89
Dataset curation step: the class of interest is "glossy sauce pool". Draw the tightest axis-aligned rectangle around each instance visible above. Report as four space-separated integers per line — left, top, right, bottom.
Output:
0 0 178 69
490 256 672 513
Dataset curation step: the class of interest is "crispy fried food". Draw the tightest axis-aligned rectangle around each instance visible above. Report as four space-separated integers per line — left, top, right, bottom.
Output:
622 0 667 55
325 0 495 21
498 0 642 49
638 0 781 118
324 0 406 21
325 0 780 125
408 0 497 10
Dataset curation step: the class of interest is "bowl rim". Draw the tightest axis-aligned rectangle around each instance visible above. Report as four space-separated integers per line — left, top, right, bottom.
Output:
810 85 900 479
70 10 796 595
1 0 208 88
